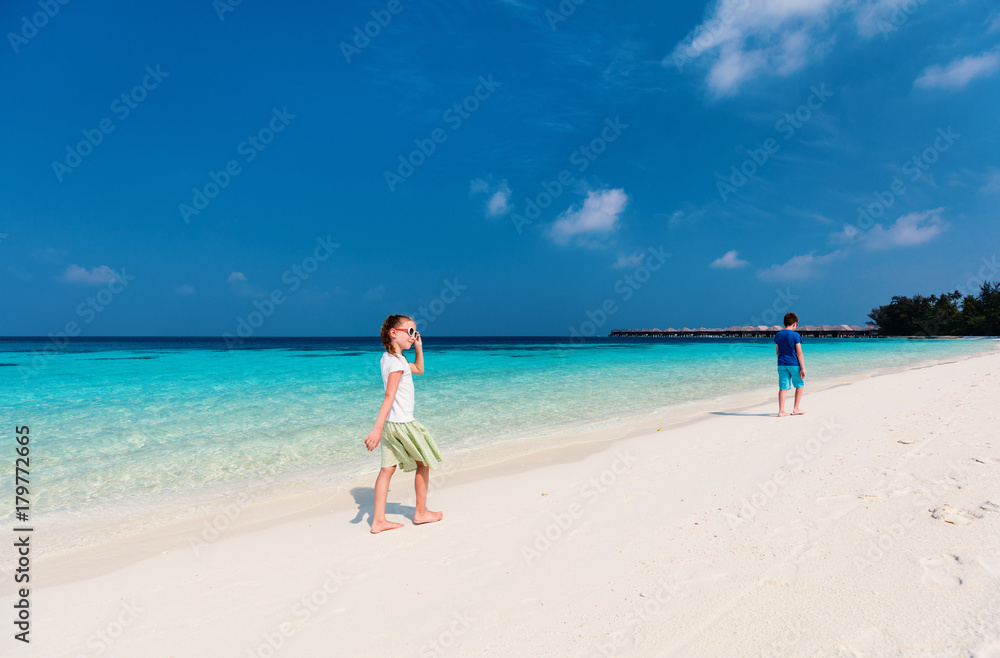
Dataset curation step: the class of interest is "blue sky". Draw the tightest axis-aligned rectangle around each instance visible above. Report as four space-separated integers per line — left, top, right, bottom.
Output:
2 0 999 337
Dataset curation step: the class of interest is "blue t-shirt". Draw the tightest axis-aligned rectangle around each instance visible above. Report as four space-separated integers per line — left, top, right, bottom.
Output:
774 329 802 366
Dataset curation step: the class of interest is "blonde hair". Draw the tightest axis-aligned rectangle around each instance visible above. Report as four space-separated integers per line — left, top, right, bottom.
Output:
380 314 414 354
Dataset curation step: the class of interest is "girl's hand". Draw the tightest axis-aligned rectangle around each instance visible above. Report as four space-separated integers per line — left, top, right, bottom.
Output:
365 428 382 451
413 331 422 348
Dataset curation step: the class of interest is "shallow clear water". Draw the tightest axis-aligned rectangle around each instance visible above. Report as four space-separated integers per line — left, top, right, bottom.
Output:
0 336 995 518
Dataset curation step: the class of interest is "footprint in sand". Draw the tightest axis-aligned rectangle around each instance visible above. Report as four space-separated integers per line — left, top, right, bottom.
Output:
974 457 1000 465
931 505 982 525
920 554 962 587
980 501 1000 514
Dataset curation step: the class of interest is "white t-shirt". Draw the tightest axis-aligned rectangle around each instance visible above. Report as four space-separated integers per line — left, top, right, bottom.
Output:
380 352 415 423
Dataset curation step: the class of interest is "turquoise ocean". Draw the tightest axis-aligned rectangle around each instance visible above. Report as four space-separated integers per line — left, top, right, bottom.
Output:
1 336 996 524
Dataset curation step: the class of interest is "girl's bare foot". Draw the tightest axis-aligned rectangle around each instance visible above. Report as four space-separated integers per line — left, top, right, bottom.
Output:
778 411 791 417
792 409 805 415
371 519 404 534
414 510 443 524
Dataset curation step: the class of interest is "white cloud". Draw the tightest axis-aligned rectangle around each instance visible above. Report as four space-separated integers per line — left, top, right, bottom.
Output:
829 224 861 244
550 188 628 245
988 9 1000 33
757 250 842 281
612 252 645 269
177 284 196 295
488 188 512 216
667 0 840 95
981 169 1000 194
864 208 948 250
62 265 117 285
667 0 943 95
915 48 1000 90
228 272 247 283
710 249 749 269
363 285 385 301
854 0 919 37
470 177 512 217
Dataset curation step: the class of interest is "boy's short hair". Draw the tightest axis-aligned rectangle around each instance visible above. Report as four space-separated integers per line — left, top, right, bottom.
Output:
784 312 798 327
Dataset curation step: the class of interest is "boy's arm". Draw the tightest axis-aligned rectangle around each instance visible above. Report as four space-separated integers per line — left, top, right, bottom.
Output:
776 345 780 359
795 344 805 376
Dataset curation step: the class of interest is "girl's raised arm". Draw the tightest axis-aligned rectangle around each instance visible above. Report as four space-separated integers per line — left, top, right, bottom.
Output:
365 370 402 451
410 331 424 375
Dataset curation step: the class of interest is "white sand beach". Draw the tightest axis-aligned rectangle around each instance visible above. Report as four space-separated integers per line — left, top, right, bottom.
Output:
7 350 1000 657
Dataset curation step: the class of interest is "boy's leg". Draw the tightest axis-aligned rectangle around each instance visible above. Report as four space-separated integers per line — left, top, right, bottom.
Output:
777 367 791 417
413 461 443 525
792 386 804 414
371 466 403 533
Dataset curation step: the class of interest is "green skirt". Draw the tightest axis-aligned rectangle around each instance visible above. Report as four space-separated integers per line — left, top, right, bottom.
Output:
380 420 443 471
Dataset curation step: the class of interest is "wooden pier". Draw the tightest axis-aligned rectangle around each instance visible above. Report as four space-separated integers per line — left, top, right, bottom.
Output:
609 324 878 338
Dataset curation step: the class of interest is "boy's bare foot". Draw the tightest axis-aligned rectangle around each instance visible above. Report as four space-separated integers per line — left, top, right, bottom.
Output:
371 519 404 534
778 411 791 417
792 409 805 415
414 510 444 525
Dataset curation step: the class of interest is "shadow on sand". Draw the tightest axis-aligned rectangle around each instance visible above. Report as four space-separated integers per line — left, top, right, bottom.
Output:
709 412 776 417
347 486 418 527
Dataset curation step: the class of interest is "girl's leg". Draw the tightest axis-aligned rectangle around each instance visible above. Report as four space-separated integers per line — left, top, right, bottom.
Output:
413 461 443 525
371 466 403 534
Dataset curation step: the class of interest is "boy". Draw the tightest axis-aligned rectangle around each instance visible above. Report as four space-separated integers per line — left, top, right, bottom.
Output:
774 312 805 417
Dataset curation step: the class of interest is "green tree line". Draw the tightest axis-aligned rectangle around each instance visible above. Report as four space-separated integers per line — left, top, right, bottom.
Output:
867 281 1000 336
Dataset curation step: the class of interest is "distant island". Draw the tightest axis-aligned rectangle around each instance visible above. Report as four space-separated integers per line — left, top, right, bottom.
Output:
611 281 999 339
609 325 876 338
868 280 999 337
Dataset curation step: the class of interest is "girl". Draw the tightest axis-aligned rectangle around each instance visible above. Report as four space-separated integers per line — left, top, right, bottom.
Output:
364 314 444 533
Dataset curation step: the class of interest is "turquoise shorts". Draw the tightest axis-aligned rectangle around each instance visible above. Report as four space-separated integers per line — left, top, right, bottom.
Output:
778 365 804 390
